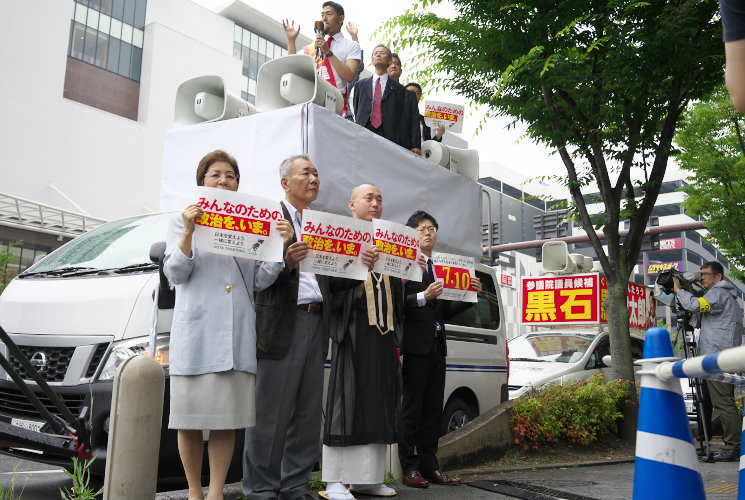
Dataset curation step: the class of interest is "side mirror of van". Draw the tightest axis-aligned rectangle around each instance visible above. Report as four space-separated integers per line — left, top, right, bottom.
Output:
150 242 175 310
601 354 613 367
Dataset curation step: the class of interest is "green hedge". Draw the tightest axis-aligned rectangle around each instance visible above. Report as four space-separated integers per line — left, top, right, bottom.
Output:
511 374 633 450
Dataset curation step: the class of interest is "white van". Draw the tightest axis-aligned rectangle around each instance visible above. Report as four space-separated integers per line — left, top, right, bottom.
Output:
0 212 507 479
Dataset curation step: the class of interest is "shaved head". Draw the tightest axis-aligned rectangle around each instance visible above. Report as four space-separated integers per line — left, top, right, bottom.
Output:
348 184 382 220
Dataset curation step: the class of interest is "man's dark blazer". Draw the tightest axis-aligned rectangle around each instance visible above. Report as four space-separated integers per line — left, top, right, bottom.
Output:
353 76 421 150
403 269 473 357
419 114 442 143
255 202 331 360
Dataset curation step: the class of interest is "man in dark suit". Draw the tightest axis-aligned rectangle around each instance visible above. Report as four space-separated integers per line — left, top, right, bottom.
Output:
243 154 330 500
404 82 446 143
352 44 421 152
398 210 482 489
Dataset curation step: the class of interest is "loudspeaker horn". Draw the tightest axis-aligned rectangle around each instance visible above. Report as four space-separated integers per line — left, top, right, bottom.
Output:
256 54 343 114
421 140 480 181
174 75 256 126
542 241 575 274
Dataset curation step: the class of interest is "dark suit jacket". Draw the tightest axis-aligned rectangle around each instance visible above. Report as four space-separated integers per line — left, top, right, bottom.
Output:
403 271 473 357
353 76 421 150
255 202 332 360
419 114 442 143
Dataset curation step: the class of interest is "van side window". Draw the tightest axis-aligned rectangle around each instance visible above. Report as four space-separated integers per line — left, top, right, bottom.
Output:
447 270 500 330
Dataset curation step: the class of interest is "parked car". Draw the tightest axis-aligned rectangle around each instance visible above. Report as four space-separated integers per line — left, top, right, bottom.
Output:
507 330 645 399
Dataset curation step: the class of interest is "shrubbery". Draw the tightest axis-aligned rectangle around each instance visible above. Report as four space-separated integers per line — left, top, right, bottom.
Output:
511 374 633 450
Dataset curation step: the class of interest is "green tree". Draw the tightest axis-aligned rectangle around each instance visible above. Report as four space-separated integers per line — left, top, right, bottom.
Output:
382 0 722 385
676 86 745 281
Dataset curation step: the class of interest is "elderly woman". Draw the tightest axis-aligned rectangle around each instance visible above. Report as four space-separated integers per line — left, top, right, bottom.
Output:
164 150 293 500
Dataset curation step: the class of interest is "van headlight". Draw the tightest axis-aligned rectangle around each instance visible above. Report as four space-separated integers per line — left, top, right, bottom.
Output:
97 335 170 380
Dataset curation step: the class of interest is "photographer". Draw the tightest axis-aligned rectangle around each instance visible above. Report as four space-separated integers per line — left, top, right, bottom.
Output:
674 261 744 461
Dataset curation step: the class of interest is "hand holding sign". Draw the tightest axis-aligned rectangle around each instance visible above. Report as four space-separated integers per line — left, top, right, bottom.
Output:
193 187 285 262
432 252 477 302
424 100 465 134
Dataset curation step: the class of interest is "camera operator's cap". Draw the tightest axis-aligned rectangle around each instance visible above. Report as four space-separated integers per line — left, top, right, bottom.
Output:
643 327 675 358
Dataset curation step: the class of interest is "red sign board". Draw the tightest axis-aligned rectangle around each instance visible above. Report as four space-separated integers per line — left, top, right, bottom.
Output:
501 273 514 287
521 273 649 328
659 237 683 250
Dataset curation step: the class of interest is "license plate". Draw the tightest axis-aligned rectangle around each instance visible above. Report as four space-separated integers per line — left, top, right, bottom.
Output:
11 418 44 433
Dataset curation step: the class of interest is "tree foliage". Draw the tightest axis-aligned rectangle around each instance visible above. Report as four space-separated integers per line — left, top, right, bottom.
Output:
381 0 723 382
676 86 745 281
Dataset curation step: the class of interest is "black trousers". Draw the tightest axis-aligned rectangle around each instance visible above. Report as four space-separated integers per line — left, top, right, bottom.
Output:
398 339 446 474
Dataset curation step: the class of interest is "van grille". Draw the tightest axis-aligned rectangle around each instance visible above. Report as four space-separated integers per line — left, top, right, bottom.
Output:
0 387 85 420
9 346 75 382
85 343 109 378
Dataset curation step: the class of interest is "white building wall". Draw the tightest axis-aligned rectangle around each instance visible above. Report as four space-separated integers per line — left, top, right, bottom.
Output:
1 0 247 221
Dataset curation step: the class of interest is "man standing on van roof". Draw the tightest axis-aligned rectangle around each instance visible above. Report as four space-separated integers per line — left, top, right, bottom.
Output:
283 1 361 117
398 210 481 488
242 154 331 500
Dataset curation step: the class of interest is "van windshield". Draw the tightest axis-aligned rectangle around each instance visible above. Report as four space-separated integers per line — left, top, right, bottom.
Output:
21 213 174 277
509 334 595 363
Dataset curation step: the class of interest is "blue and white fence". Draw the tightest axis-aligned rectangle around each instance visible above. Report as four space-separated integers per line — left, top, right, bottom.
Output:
632 327 745 500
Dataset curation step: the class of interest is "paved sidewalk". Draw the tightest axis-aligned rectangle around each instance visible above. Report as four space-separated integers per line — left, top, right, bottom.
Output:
155 459 742 500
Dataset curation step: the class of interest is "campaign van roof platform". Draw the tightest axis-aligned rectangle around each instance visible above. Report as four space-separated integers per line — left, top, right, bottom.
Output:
161 103 483 258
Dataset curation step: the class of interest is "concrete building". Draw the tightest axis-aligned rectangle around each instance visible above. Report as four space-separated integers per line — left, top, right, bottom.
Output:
0 0 311 284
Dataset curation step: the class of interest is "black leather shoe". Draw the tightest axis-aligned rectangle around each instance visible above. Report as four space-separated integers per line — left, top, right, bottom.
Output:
712 448 740 462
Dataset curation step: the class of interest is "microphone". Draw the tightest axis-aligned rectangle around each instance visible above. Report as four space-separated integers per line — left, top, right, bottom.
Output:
314 21 325 59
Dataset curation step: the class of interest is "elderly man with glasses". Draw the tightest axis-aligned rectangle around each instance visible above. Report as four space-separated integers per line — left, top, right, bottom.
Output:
674 261 744 461
398 211 482 488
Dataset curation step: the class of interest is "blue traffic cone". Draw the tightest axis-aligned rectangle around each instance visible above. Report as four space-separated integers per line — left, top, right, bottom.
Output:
738 416 745 500
633 327 706 500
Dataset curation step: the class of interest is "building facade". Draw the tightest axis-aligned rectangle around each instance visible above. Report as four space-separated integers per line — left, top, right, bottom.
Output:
0 0 309 284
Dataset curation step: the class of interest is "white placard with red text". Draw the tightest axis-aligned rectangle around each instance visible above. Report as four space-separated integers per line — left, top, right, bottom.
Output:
424 100 465 134
372 219 423 281
193 187 285 262
299 210 372 280
432 252 477 302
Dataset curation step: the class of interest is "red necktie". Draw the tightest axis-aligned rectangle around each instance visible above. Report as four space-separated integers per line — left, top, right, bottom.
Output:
371 78 382 129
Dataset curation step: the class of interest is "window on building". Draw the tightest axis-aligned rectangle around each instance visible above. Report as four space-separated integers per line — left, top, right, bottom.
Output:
502 183 522 200
234 25 287 104
651 204 681 217
68 0 146 81
658 180 683 194
686 230 701 244
1 241 50 287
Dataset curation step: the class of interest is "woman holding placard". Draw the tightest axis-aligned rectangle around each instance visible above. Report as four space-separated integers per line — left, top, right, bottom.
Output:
163 150 293 500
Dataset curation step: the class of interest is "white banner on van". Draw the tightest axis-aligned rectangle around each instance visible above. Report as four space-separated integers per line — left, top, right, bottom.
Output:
299 210 372 280
432 252 477 302
372 219 422 281
193 186 285 262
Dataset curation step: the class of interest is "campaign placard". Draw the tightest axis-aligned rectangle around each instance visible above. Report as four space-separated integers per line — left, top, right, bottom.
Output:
299 210 372 280
423 100 465 134
371 219 423 281
193 186 285 262
432 253 477 302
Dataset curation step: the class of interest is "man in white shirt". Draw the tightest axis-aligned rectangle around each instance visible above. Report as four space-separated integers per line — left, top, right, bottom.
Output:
283 2 361 116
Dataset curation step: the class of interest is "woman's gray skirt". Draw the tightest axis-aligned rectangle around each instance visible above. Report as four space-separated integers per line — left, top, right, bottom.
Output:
168 370 255 430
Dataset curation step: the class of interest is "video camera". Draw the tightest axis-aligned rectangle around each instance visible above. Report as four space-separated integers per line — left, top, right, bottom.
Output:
655 268 706 297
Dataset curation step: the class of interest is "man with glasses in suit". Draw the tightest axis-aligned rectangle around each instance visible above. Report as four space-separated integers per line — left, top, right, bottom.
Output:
398 211 481 488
